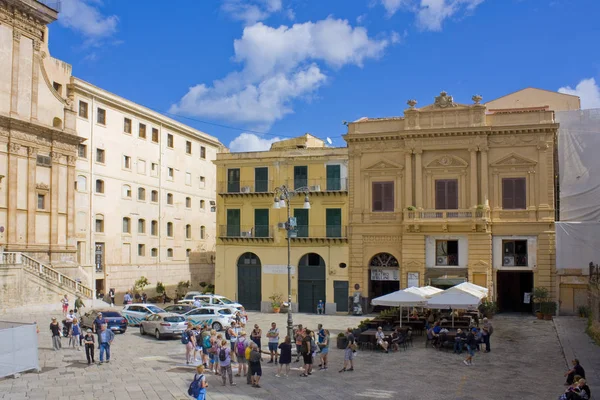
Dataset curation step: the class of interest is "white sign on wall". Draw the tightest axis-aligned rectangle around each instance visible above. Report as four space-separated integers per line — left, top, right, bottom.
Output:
407 272 419 288
263 265 296 275
370 268 399 281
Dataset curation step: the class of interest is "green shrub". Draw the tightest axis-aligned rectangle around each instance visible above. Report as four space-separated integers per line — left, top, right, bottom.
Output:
155 281 165 294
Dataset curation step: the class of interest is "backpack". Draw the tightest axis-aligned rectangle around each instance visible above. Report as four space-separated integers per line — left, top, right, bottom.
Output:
187 374 204 397
225 328 231 340
310 339 317 353
203 335 211 349
245 346 252 360
181 331 190 345
219 347 227 362
237 339 246 356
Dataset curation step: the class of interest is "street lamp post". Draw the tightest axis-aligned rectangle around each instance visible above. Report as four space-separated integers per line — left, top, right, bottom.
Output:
273 185 310 339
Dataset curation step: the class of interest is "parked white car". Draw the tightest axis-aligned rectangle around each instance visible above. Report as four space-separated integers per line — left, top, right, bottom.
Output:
182 306 234 331
178 296 209 306
194 294 243 313
139 312 187 340
121 304 165 326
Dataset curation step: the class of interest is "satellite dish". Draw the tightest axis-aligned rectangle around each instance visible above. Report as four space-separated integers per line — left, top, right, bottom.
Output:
326 137 333 145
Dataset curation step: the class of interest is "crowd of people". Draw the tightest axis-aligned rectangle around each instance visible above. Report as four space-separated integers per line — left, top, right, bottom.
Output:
558 359 591 400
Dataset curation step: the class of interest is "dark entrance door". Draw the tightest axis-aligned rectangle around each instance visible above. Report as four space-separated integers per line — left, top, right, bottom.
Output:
298 253 326 313
497 271 533 312
237 253 262 311
334 281 349 312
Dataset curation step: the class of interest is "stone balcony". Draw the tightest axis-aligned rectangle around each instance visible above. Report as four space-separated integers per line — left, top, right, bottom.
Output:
403 208 491 224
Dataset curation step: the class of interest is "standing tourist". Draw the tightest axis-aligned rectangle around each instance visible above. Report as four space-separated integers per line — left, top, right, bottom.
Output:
266 322 279 364
74 296 85 315
482 317 493 353
188 365 208 400
50 317 61 351
300 329 313 377
249 343 266 388
276 335 292 377
339 328 355 373
141 292 147 304
218 339 236 386
70 318 81 350
239 307 248 328
184 322 196 365
234 331 248 380
463 328 477 366
108 288 115 307
294 324 304 363
318 329 330 370
251 324 262 350
61 295 69 316
83 329 95 364
123 292 132 305
92 312 106 348
98 324 115 364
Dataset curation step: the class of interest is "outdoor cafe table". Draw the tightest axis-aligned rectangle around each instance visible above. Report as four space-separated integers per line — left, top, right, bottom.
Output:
359 329 394 345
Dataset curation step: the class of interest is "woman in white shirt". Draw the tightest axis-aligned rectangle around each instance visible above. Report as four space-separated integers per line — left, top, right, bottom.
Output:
375 327 389 353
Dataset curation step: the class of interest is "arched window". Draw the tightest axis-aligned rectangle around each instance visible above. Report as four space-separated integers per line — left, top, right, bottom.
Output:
167 193 173 205
52 117 62 128
138 219 146 234
122 184 131 198
138 187 146 201
186 249 191 258
122 217 131 234
95 179 105 194
76 175 87 192
167 222 173 237
151 220 158 236
151 190 158 202
200 225 206 239
369 253 399 267
151 248 158 257
185 224 191 239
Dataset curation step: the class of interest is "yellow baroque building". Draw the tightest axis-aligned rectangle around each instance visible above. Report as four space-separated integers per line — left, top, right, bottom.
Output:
214 134 350 313
345 91 558 312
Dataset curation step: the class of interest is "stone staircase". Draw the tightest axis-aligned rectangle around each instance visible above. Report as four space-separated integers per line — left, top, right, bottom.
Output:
0 252 94 312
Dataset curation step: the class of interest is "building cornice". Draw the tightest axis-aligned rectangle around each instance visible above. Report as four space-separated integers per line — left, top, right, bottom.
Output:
69 77 224 149
0 113 85 147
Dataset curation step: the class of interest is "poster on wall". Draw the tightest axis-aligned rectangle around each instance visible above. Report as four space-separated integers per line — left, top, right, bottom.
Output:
370 268 399 281
407 272 419 288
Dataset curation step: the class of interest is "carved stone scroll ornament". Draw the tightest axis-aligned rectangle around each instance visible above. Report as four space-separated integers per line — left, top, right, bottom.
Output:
8 143 21 154
27 146 37 157
67 155 76 165
13 30 21 42
50 151 61 161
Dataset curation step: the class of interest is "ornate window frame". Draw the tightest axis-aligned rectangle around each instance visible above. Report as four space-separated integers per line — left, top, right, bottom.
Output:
424 155 468 209
490 153 537 211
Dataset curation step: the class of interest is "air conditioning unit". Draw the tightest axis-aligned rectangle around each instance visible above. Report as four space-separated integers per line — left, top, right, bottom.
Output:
277 222 286 229
241 231 253 238
309 185 321 192
436 256 448 266
241 186 251 193
503 256 515 266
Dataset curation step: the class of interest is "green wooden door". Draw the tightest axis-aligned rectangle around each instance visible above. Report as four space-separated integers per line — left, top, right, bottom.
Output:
294 166 308 189
326 165 341 191
254 209 269 238
237 253 261 311
294 209 309 237
334 281 349 312
326 208 342 238
255 167 268 193
227 209 240 237
298 253 326 313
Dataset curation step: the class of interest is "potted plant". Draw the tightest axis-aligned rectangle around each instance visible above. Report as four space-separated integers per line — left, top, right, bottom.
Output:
479 300 497 318
358 319 371 332
269 293 283 313
199 281 208 293
407 206 416 211
532 287 549 319
205 284 215 294
336 332 348 349
578 305 591 318
541 301 556 320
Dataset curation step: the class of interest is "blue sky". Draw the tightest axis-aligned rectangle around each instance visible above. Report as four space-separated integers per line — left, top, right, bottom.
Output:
49 0 600 151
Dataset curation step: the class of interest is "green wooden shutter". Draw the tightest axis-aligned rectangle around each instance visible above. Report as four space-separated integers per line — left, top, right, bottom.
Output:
326 165 341 191
294 166 308 189
326 208 342 238
227 169 240 193
294 209 309 237
226 209 240 237
254 167 268 192
254 209 269 237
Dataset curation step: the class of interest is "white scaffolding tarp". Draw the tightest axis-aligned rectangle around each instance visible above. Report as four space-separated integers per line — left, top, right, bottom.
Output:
0 321 39 378
556 222 599 272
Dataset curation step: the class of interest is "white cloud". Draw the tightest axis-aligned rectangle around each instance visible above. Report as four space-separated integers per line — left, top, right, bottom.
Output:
171 18 390 127
356 13 367 24
229 133 282 152
558 78 600 110
222 0 283 25
381 0 484 31
58 0 118 39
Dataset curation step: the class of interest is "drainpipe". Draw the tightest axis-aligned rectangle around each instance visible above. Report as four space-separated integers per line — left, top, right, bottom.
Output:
89 94 95 299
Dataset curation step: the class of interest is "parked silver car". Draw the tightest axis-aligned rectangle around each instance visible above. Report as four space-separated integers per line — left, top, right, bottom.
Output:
139 313 187 340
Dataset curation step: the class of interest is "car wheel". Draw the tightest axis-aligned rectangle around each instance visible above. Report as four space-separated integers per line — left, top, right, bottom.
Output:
212 322 222 331
140 325 145 335
155 330 161 340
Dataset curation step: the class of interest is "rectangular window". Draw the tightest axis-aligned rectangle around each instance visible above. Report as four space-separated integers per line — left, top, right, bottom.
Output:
200 176 206 187
122 218 131 234
254 209 269 238
151 190 158 202
186 141 192 154
78 144 87 159
37 194 45 210
227 169 240 193
96 148 105 163
435 179 458 210
152 128 159 143
138 244 145 257
138 220 145 234
95 218 104 233
167 134 174 148
186 197 192 208
255 167 268 193
139 123 146 139
97 108 106 125
294 166 308 189
185 172 192 186
78 101 88 118
326 208 342 238
124 118 132 134
36 155 51 167
226 209 241 237
436 240 459 266
151 248 158 257
326 165 341 191
53 82 62 95
151 162 158 177
502 178 526 210
502 240 528 266
151 220 158 236
167 167 174 179
200 146 206 159
372 182 394 212
123 155 131 169
294 209 309 238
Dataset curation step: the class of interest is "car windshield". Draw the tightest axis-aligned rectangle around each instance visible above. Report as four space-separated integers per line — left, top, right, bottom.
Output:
185 295 195 300
164 316 185 323
218 309 232 315
101 312 121 317
218 297 234 304
146 306 164 313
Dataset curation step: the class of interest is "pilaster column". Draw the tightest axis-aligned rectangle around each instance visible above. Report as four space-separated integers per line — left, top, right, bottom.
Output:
31 40 41 121
404 151 412 208
469 148 478 207
480 147 489 206
50 151 60 248
528 170 536 209
10 31 21 116
7 143 20 245
537 141 549 208
414 149 423 208
26 147 37 245
67 156 76 244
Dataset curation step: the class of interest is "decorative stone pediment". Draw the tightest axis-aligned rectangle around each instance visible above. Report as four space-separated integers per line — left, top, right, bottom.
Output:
471 260 490 268
490 153 537 167
364 160 403 170
425 155 468 169
404 260 423 268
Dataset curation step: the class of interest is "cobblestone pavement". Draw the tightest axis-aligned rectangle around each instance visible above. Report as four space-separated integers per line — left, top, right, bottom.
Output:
0 309 571 400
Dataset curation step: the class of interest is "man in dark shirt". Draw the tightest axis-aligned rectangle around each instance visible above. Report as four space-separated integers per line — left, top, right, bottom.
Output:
301 330 313 377
454 329 466 354
92 312 107 348
50 317 61 351
564 359 585 385
339 328 355 372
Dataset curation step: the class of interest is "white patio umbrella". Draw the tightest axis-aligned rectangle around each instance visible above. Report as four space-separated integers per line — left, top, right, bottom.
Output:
450 282 488 299
405 286 443 297
426 289 482 327
371 289 428 327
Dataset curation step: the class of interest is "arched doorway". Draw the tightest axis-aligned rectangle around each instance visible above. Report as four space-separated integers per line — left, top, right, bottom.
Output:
369 253 400 300
237 252 261 311
298 253 326 313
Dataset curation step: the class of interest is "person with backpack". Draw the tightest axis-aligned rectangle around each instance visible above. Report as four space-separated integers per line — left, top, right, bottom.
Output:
188 364 208 400
208 331 221 375
183 323 196 365
226 322 239 363
218 339 236 386
201 326 211 368
234 331 248 379
70 317 81 350
192 325 202 363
